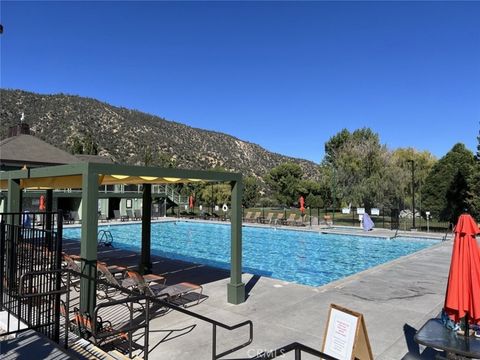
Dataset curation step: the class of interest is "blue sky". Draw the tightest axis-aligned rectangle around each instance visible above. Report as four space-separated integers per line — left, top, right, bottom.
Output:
1 1 479 163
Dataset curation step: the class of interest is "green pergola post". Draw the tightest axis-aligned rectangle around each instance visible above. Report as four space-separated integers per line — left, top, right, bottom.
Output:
7 179 21 224
79 168 99 315
140 184 152 275
227 179 245 304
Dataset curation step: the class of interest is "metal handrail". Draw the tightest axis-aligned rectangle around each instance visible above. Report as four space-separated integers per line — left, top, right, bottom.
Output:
249 342 338 360
443 224 453 241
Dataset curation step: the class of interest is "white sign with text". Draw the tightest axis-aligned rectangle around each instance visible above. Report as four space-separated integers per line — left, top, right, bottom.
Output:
323 307 358 360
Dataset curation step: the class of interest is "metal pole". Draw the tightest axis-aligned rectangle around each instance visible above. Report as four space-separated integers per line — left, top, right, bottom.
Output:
140 184 152 274
211 184 214 215
332 167 336 224
408 160 416 229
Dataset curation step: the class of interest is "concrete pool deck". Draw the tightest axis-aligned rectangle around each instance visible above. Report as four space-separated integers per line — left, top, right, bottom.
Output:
62 224 452 359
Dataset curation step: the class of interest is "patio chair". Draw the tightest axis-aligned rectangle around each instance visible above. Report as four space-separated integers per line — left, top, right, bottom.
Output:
295 215 308 226
113 210 128 222
243 211 253 222
126 209 134 221
273 213 285 226
62 253 82 290
96 262 126 299
98 212 108 223
70 211 81 224
123 270 203 308
134 209 142 220
285 213 297 226
72 307 132 351
261 212 274 224
252 211 262 223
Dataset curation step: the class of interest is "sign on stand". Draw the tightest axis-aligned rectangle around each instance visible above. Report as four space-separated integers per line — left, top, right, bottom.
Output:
322 304 373 360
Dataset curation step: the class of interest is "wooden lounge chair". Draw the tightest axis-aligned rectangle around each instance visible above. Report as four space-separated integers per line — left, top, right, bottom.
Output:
123 270 203 308
243 211 253 222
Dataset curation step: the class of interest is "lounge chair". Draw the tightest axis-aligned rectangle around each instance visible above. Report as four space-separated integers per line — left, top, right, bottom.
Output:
70 211 81 224
285 213 297 226
273 213 285 226
113 210 128 222
323 215 333 226
96 262 127 299
62 253 82 290
123 270 203 308
261 212 274 224
243 211 253 222
134 209 142 220
126 209 134 221
72 307 133 351
295 215 308 226
98 212 108 223
252 211 262 223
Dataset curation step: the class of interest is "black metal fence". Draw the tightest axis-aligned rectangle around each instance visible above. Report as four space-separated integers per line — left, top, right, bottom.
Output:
243 207 451 232
0 211 63 342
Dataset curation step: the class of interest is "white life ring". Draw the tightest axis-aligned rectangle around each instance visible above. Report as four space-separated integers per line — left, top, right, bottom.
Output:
222 204 229 212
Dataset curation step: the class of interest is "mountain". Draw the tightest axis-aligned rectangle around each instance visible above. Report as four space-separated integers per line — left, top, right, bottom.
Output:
0 89 320 180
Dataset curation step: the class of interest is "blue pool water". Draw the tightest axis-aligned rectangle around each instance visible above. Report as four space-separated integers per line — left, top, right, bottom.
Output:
63 221 437 287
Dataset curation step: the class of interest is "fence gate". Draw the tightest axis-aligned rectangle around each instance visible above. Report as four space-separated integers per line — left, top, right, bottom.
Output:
0 211 63 342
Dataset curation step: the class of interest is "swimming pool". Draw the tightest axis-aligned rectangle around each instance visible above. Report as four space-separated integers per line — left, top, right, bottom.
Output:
63 221 437 287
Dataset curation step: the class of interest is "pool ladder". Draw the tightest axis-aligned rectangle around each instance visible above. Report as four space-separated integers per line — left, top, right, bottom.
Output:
98 229 114 247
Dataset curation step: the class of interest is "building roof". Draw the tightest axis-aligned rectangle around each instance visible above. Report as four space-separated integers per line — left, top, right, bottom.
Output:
0 134 82 166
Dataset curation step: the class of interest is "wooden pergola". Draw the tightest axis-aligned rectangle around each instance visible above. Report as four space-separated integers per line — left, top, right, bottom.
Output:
0 162 245 314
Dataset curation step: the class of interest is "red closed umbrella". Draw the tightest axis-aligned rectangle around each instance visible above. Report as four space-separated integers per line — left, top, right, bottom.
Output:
189 195 194 210
444 214 480 325
39 195 46 211
299 196 305 215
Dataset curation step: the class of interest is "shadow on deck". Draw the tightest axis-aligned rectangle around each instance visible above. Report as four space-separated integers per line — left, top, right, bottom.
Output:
62 239 231 286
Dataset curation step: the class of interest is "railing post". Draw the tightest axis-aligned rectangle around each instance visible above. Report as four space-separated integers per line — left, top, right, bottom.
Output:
53 210 63 344
295 347 302 360
212 324 217 360
0 220 4 310
145 298 149 360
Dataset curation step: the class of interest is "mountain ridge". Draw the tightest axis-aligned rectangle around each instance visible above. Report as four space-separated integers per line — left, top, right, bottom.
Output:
0 88 320 180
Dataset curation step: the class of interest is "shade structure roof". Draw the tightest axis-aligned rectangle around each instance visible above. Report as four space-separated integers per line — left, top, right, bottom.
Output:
0 162 240 190
1 161 246 309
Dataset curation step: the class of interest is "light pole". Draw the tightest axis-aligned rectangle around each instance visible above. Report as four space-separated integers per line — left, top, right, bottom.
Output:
407 160 415 229
332 166 337 224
